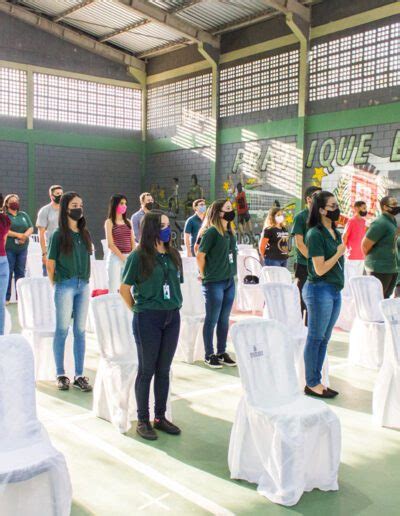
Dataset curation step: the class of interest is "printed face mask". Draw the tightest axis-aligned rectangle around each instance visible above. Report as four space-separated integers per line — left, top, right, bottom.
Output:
159 226 171 242
275 215 285 224
117 204 127 215
68 208 83 221
222 210 235 222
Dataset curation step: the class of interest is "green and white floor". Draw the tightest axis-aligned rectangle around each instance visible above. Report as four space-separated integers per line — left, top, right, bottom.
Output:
8 305 400 515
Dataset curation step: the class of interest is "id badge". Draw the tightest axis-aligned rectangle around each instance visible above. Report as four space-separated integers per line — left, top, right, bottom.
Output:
163 284 171 300
228 252 234 264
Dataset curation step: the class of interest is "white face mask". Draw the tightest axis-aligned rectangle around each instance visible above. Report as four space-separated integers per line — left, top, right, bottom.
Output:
275 215 285 224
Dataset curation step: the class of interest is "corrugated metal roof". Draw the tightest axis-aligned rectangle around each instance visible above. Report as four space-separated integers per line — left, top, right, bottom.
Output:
20 0 82 17
109 21 185 53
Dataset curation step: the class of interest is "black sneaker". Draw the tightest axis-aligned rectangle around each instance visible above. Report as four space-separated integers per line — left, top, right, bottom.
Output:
72 376 92 392
217 352 237 367
137 421 158 441
154 417 181 435
205 354 223 369
57 376 70 391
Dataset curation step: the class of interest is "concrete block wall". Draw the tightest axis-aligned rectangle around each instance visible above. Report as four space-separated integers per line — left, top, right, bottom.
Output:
0 141 28 208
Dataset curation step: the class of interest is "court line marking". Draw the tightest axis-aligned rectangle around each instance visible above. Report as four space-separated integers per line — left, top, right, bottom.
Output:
171 382 241 401
40 407 235 516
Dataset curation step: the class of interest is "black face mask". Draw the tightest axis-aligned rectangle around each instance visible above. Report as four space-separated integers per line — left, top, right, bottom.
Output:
359 210 368 217
222 210 235 222
145 202 153 211
387 206 400 216
52 195 62 205
325 208 340 222
68 208 83 221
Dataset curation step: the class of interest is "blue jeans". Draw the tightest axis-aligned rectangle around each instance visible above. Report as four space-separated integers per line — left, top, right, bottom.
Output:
6 248 27 301
0 257 9 335
264 258 288 267
202 278 235 359
302 281 341 387
53 278 89 377
133 309 180 421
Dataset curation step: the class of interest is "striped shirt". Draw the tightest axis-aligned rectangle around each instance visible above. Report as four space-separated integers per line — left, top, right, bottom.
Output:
112 223 132 254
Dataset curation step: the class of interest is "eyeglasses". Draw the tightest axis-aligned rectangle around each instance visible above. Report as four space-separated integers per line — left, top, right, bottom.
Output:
326 203 339 210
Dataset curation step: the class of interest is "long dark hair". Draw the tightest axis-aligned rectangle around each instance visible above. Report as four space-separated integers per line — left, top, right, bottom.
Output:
137 211 182 281
59 192 92 255
308 190 339 233
107 194 131 227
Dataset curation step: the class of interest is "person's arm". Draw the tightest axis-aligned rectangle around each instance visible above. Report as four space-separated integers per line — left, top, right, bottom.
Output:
20 213 34 242
46 258 56 285
342 220 353 246
105 219 125 261
259 228 269 257
362 221 382 257
130 229 136 251
38 227 47 265
196 252 206 278
362 236 375 256
309 231 345 276
196 228 214 278
8 229 24 239
119 283 134 310
294 234 308 259
184 233 192 257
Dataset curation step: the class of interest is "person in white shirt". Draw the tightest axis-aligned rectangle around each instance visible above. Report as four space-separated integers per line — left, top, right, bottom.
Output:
36 185 63 276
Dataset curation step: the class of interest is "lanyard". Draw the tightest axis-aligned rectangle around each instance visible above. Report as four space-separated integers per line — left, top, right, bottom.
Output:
157 253 170 285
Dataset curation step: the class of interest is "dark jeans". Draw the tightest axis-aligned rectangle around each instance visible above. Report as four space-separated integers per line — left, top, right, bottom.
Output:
368 271 398 299
303 281 341 387
294 262 308 324
264 258 288 267
132 309 180 421
201 278 235 359
6 248 28 301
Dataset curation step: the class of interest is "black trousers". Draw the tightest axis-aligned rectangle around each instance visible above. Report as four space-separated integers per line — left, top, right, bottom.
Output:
368 271 398 299
294 262 308 324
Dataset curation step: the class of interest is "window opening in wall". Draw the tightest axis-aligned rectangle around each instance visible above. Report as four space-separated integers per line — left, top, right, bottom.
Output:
309 22 400 101
219 49 299 118
0 67 27 117
33 73 141 130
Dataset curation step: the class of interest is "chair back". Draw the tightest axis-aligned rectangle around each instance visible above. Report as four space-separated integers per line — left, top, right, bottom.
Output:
380 298 400 366
262 282 304 331
181 256 198 276
261 266 292 285
90 258 108 292
26 253 44 278
0 335 42 450
17 277 55 330
91 294 137 363
350 276 384 322
237 254 262 283
180 275 205 317
231 319 300 409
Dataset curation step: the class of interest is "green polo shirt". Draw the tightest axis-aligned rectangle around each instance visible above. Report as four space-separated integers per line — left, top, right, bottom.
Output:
5 211 33 252
306 225 344 290
292 208 309 266
47 229 91 283
365 213 398 274
122 250 183 313
199 226 237 284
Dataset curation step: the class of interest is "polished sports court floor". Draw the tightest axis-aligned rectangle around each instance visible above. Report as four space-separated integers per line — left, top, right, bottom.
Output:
8 305 400 515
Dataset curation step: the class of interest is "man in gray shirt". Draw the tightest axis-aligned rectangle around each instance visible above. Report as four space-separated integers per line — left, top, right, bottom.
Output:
36 185 63 276
131 192 154 243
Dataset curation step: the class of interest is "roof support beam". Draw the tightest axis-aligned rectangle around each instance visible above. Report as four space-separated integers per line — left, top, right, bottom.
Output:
261 0 310 23
0 0 145 71
99 18 151 43
53 0 96 22
118 0 220 48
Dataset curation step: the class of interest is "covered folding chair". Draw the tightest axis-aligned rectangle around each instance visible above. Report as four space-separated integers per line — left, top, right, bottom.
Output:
262 282 329 388
261 266 292 284
0 335 71 516
4 307 11 335
373 299 400 429
336 259 364 331
175 274 205 363
91 294 172 433
89 257 108 292
349 276 385 369
17 277 74 381
228 319 341 506
236 253 264 313
181 256 199 276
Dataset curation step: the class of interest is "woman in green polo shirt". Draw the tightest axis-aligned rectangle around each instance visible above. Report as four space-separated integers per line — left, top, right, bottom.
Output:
303 191 345 399
120 212 183 441
3 194 33 302
47 192 93 393
196 199 237 369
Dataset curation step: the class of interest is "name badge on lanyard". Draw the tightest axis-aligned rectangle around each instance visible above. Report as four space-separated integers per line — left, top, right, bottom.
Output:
163 284 171 300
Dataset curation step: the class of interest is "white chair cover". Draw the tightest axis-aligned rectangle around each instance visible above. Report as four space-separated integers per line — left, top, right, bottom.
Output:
236 254 264 313
181 256 199 276
26 253 44 278
16 277 74 380
262 283 329 388
228 319 341 506
89 258 108 292
348 276 385 369
91 294 172 432
336 260 364 331
175 275 205 363
101 238 110 260
373 299 400 429
261 266 292 285
4 308 11 335
29 234 40 244
0 335 72 516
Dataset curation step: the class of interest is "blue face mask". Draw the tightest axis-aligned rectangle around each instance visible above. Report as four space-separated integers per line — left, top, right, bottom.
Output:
159 226 171 243
198 205 206 214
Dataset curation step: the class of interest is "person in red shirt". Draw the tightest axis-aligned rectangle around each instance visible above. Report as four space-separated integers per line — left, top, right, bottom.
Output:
0 199 11 335
235 183 253 242
342 200 367 292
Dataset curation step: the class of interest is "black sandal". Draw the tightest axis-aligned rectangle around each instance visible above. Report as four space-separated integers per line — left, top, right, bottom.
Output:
304 386 335 399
